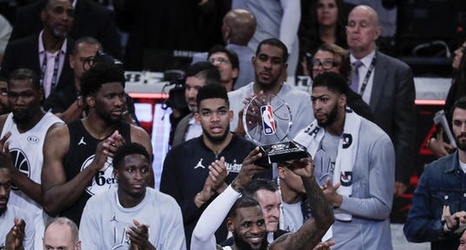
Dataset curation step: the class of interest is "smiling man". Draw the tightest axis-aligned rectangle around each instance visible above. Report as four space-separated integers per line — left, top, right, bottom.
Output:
161 83 271 247
79 143 185 249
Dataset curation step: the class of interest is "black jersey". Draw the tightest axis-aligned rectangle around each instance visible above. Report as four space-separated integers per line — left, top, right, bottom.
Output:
62 119 131 225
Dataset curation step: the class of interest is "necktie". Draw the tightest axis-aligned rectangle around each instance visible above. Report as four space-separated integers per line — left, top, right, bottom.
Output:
351 60 363 93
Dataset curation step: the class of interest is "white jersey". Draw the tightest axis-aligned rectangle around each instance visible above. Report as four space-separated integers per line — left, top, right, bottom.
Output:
0 205 35 250
0 112 63 249
79 187 186 250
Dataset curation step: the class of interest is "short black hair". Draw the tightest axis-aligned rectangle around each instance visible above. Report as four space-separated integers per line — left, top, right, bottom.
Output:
228 197 261 218
80 62 125 98
243 178 278 200
256 38 289 62
8 68 41 90
196 84 229 109
186 61 221 86
112 143 151 170
312 71 349 96
208 45 240 71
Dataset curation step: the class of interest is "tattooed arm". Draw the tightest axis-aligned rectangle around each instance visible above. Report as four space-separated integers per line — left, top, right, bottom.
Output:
269 158 334 250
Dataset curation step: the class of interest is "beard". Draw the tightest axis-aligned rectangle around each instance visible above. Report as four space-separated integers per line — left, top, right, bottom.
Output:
456 132 466 151
95 105 122 125
202 124 230 144
12 108 33 125
233 231 268 250
316 104 338 127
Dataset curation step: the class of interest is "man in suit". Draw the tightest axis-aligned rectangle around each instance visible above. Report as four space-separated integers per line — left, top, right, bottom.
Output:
9 0 122 59
346 5 416 197
1 0 75 100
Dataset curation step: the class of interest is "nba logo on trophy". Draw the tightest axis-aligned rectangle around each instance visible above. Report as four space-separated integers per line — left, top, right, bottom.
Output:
261 105 276 135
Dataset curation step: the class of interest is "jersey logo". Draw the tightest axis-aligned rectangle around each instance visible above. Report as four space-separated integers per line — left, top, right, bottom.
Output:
194 158 205 169
78 137 87 146
27 135 39 144
10 148 30 190
110 214 118 223
80 155 117 196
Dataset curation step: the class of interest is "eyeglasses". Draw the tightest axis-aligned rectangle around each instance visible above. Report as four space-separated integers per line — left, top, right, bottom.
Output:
312 59 339 69
209 57 230 65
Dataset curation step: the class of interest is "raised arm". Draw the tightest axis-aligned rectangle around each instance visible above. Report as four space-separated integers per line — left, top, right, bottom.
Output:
41 125 116 215
270 158 334 250
191 147 265 250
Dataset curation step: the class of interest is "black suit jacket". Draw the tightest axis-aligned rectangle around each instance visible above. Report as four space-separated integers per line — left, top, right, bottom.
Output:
0 34 74 96
369 51 417 184
10 0 122 59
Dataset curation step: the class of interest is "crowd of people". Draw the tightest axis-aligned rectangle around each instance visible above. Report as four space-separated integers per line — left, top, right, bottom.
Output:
0 0 465 249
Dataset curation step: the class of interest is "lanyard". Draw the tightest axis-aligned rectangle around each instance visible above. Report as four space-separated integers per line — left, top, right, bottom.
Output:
359 56 376 97
40 51 61 94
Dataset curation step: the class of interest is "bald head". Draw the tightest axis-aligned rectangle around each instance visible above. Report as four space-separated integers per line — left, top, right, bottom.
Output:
222 9 256 45
43 217 81 250
346 5 381 58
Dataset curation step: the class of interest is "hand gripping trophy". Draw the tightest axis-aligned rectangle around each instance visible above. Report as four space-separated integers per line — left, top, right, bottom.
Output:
243 93 309 167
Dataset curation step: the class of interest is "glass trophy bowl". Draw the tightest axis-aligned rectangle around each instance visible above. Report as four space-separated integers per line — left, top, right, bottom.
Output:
243 93 309 166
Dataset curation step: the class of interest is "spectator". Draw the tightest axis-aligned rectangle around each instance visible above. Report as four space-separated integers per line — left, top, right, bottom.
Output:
222 9 256 89
404 97 466 250
0 14 12 65
10 0 122 59
346 5 416 197
42 37 139 124
41 62 153 226
0 76 9 115
299 0 348 76
1 0 75 100
294 72 395 249
428 40 466 158
208 45 239 92
43 217 81 250
80 143 186 249
171 62 220 147
232 0 301 80
311 43 373 121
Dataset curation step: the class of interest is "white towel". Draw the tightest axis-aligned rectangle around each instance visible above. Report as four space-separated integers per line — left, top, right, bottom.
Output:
294 108 361 221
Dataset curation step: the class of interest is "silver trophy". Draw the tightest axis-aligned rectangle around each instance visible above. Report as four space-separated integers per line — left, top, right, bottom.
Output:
243 93 309 167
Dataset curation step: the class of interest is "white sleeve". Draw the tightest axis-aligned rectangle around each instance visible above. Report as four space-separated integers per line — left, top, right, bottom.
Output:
279 0 301 53
190 185 241 250
79 200 100 249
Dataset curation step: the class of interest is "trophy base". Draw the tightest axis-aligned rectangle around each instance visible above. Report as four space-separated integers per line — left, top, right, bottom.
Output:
255 141 310 168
